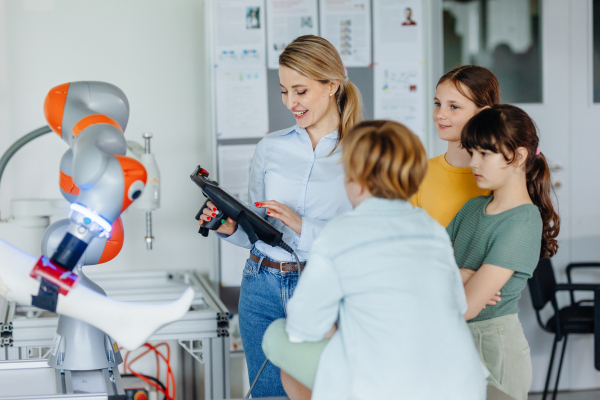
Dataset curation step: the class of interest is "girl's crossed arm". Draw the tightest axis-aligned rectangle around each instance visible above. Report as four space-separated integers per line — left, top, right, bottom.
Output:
462 264 514 321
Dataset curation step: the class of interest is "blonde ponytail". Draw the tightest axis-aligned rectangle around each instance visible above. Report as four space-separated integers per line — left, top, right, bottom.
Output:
338 80 363 149
280 35 363 152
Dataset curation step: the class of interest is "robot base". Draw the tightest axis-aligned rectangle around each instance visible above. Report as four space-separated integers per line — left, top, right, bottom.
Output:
54 368 125 399
48 269 125 399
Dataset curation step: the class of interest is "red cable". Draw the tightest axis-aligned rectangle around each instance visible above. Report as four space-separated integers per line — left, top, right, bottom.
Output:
120 343 175 400
152 343 174 400
127 346 166 399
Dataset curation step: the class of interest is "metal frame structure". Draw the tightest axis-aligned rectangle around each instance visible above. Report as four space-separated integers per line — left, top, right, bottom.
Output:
0 270 230 400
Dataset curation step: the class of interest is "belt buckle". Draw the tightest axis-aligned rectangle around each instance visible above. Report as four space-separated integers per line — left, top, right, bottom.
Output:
279 261 292 273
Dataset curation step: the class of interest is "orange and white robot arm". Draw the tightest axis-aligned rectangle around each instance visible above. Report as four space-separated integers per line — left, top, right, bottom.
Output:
0 81 194 349
30 82 147 311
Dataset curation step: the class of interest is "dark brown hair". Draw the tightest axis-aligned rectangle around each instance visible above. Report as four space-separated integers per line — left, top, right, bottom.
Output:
280 35 363 152
342 120 427 200
461 104 560 258
437 65 500 108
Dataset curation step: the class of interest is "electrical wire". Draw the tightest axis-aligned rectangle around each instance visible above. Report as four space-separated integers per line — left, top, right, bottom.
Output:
121 373 167 400
124 343 174 400
0 125 52 218
245 358 269 398
121 343 175 400
277 241 302 276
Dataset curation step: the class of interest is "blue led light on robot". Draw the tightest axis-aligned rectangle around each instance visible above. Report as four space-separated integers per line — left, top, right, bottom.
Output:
69 203 112 233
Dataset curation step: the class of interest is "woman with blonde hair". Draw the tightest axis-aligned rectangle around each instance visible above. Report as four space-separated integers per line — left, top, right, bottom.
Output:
198 35 363 396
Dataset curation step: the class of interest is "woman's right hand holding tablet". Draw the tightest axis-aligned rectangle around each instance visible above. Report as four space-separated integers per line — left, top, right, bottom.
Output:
198 200 238 236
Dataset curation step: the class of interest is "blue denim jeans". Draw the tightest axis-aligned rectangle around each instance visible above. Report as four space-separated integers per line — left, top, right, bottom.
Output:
239 246 299 397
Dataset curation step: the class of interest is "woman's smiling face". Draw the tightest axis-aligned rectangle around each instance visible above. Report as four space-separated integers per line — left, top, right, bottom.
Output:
279 65 337 131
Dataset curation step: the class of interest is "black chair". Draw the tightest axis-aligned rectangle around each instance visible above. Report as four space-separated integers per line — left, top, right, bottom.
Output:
528 258 600 400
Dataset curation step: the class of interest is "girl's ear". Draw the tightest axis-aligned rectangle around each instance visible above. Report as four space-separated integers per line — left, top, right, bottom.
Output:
515 147 528 168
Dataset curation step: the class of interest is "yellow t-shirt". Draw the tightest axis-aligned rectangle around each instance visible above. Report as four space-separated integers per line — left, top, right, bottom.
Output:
411 154 492 227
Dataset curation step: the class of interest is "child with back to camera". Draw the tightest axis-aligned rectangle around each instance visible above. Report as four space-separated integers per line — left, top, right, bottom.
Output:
448 104 560 400
260 120 488 400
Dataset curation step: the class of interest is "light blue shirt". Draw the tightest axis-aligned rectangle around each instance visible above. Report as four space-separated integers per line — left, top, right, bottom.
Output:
218 125 352 262
286 198 488 400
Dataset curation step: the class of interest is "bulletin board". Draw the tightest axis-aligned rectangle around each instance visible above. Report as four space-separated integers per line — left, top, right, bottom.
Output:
206 0 427 290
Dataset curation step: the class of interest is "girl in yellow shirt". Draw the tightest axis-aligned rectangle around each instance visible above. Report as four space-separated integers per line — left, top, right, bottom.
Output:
412 65 500 227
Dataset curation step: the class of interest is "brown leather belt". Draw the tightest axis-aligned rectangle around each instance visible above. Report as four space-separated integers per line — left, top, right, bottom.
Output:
250 253 306 272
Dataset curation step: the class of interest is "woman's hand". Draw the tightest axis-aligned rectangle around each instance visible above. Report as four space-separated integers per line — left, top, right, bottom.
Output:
255 200 302 234
198 200 238 236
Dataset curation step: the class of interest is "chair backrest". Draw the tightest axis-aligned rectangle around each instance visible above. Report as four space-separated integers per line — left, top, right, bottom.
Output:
528 258 557 310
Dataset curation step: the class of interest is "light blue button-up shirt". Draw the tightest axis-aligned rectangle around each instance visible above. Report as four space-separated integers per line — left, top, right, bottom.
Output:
286 197 488 400
218 125 352 262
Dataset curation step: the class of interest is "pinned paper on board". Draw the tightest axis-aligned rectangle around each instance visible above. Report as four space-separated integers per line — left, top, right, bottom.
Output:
266 0 319 69
373 0 423 61
373 0 425 140
374 64 424 139
215 0 267 66
319 0 372 67
215 66 269 139
214 0 269 139
218 144 258 286
217 144 257 204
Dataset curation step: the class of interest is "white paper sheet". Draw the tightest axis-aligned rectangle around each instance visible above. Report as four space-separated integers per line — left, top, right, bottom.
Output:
373 0 425 140
220 241 252 287
374 63 424 138
215 0 267 66
373 0 423 62
215 66 269 139
217 144 258 286
266 0 319 70
217 144 257 204
214 0 270 139
319 0 372 67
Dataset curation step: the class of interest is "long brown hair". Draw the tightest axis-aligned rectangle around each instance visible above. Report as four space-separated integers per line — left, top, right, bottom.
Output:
279 35 363 151
438 65 500 108
461 104 560 258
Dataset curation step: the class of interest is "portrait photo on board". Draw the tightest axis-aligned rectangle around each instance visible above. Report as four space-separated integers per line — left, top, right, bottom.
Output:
246 7 260 29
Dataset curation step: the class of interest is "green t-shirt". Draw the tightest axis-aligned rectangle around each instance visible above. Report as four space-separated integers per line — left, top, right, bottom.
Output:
446 196 542 323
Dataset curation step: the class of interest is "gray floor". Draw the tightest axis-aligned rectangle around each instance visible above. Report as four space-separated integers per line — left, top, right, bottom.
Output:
230 390 600 399
528 389 600 399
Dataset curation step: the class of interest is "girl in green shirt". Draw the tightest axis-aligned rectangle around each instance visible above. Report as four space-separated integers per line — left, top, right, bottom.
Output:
447 104 560 400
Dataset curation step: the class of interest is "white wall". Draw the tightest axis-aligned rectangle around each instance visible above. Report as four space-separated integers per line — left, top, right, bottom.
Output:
0 0 217 278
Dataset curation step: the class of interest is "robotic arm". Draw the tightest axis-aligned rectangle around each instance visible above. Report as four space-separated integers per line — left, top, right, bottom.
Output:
0 81 193 351
31 82 147 311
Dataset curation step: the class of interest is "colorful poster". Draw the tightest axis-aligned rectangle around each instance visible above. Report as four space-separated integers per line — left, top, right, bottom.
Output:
266 0 319 69
319 0 372 67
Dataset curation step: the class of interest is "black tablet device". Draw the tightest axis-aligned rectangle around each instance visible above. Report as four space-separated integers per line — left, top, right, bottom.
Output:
190 165 287 250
